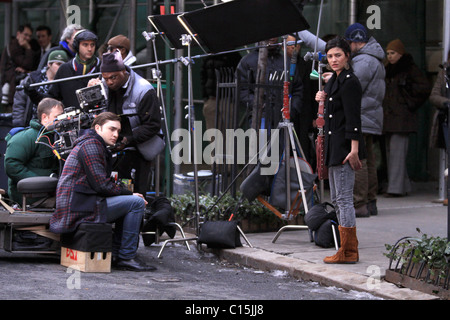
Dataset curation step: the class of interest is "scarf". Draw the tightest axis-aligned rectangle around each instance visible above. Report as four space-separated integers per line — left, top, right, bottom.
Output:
59 41 75 57
73 54 100 75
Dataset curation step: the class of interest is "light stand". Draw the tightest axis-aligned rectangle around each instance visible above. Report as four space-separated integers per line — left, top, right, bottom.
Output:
271 36 312 243
144 0 310 256
152 34 201 258
181 33 201 238
142 31 174 197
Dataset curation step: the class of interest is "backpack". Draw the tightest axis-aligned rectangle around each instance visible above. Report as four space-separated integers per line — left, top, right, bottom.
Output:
305 202 340 248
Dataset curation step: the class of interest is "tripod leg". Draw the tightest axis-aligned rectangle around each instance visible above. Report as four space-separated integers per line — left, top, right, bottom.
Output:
287 124 310 213
237 226 253 248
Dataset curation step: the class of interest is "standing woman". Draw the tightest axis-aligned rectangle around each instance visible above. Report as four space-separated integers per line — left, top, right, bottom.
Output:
383 39 431 197
316 37 364 264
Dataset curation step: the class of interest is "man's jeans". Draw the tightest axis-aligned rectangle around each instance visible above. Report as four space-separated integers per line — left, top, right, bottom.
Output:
328 162 356 228
105 195 145 260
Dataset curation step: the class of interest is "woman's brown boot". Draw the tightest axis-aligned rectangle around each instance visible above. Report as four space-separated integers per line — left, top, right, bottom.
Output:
323 226 359 264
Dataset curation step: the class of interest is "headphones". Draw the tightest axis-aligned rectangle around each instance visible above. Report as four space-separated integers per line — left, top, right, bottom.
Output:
72 29 98 53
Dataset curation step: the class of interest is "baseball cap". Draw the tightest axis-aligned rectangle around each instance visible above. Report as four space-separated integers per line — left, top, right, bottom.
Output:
48 50 69 64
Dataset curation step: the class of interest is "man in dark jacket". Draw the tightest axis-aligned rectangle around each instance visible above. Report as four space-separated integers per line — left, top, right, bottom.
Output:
88 51 162 194
49 112 156 272
13 50 69 127
1 24 40 108
4 98 63 205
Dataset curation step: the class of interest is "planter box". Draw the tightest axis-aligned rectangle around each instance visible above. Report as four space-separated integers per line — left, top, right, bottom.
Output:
385 270 449 300
385 264 449 300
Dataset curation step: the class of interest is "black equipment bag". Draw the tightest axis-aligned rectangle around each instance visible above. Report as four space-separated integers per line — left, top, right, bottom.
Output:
60 223 113 252
304 202 336 231
304 202 340 248
198 220 242 249
142 196 176 246
313 219 340 248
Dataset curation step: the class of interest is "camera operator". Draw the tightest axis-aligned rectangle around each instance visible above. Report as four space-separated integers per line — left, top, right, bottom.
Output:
49 112 156 271
88 51 162 194
4 98 64 207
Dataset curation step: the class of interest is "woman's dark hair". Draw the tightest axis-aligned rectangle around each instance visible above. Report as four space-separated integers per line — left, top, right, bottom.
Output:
325 36 352 57
91 112 120 128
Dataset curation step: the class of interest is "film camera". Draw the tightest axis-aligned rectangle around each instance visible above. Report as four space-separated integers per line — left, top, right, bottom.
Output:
51 83 108 155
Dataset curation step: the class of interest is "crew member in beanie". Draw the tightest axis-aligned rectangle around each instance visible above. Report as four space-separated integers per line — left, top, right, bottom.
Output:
88 50 162 194
28 29 101 109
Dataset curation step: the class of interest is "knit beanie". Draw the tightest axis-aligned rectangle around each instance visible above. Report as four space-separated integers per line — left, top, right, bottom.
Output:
101 51 126 73
344 23 369 43
386 39 406 55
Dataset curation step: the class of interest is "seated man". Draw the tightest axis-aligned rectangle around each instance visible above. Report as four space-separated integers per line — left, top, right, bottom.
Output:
4 97 63 207
49 112 156 272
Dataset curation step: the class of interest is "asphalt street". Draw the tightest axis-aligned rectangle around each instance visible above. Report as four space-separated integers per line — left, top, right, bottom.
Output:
0 238 381 301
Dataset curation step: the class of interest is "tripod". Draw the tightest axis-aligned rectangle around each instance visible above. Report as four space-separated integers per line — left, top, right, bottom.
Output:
156 34 252 257
266 36 314 243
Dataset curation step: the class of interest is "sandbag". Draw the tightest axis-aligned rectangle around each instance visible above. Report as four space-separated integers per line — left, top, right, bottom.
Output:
198 220 242 249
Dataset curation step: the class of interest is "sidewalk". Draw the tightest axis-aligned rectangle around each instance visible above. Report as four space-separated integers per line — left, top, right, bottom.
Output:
216 182 448 300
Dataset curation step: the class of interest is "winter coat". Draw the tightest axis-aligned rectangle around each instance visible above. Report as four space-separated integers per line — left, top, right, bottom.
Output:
323 68 365 167
383 54 431 134
12 68 49 127
49 130 132 234
103 67 162 146
351 37 386 135
429 63 450 148
297 31 386 135
4 119 59 204
0 38 40 104
429 64 450 109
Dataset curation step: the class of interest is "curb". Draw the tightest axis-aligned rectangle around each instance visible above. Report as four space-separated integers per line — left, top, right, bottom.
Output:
218 246 439 300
